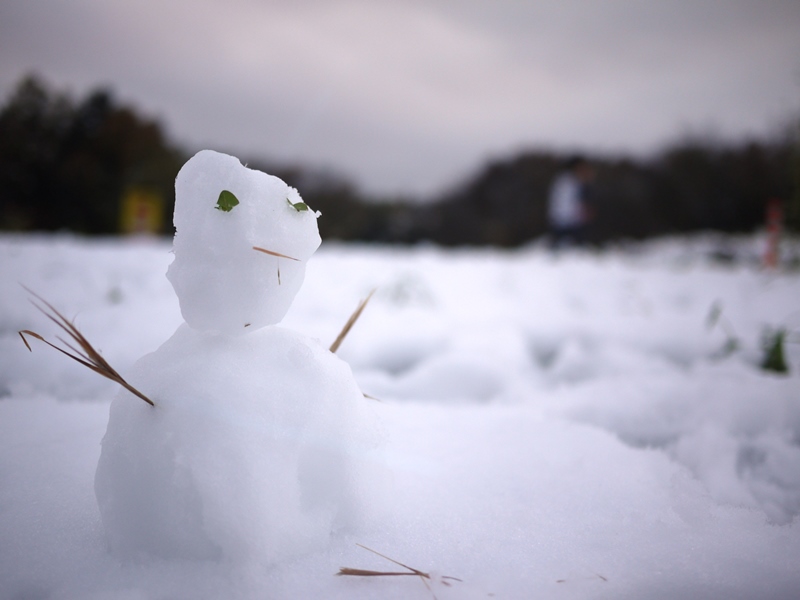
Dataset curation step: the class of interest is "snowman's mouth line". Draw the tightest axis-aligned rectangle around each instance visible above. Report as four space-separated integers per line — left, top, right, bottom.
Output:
252 246 300 261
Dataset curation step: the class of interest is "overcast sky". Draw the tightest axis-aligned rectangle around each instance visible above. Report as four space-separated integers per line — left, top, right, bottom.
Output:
1 0 799 197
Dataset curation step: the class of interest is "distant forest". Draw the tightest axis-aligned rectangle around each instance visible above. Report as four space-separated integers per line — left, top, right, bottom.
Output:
2 74 798 245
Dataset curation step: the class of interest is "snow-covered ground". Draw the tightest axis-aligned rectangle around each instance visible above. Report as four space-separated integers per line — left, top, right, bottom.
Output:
1 233 799 600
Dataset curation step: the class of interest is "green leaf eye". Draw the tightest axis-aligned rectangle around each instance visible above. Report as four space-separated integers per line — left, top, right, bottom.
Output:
216 190 240 212
287 198 309 212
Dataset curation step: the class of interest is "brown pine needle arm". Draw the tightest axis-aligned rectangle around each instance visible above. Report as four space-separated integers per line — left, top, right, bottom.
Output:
19 287 156 407
330 290 376 354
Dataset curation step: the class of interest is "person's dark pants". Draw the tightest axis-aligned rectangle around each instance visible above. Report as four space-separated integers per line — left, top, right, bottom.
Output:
549 225 586 249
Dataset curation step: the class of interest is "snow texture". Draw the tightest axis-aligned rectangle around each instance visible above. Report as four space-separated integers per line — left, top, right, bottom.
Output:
1 232 799 599
95 322 379 563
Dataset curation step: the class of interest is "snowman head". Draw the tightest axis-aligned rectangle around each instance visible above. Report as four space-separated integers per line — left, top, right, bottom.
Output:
167 150 321 335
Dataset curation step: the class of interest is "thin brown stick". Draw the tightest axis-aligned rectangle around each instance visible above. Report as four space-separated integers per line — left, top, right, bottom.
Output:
354 543 430 577
337 546 428 579
19 287 155 407
337 543 462 600
252 246 300 261
337 568 420 577
330 290 375 353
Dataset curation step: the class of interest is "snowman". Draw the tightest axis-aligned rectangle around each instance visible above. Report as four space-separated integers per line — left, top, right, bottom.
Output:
94 150 376 564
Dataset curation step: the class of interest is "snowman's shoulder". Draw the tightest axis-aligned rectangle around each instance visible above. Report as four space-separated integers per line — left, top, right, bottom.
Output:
256 326 339 363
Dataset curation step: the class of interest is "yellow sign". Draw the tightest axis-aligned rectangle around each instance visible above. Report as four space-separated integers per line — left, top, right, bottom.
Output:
120 188 163 235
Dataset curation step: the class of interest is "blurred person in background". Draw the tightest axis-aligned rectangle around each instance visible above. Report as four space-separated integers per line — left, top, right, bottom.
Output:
547 155 595 249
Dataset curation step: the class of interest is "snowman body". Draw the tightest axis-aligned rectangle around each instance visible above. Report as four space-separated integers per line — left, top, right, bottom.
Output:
95 150 371 563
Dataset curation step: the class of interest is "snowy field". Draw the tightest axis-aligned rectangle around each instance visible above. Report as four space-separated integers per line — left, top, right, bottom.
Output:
1 232 799 600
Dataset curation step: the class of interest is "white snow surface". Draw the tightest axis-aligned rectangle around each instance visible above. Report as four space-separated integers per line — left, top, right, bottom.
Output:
1 232 800 600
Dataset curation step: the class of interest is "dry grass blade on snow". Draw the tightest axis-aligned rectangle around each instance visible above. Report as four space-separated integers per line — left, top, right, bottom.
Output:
330 290 375 354
18 287 155 407
338 543 462 599
252 246 300 261
337 568 423 577
252 246 301 285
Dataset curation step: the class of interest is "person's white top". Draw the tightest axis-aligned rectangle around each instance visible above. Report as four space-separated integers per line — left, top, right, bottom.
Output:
547 172 584 228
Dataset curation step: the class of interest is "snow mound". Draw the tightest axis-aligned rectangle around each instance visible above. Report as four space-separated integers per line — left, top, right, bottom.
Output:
95 324 377 563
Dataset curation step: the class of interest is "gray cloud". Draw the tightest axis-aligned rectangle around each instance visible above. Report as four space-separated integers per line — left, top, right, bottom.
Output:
1 0 799 197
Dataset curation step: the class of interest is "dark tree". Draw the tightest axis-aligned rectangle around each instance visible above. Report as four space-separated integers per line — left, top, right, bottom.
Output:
0 75 184 233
